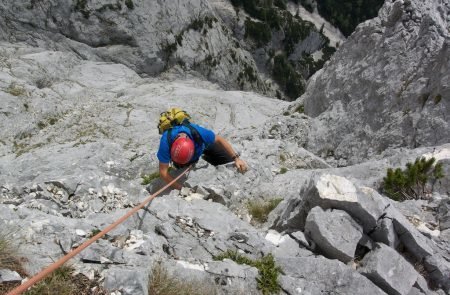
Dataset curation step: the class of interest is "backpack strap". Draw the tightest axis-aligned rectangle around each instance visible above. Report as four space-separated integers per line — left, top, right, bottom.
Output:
167 128 172 149
182 120 205 146
166 120 205 148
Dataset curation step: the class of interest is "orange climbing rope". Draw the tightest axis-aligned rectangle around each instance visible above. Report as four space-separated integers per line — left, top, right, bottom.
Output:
7 166 192 295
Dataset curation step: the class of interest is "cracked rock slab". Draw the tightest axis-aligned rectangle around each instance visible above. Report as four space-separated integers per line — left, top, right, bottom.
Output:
305 206 363 263
277 256 386 295
358 243 418 295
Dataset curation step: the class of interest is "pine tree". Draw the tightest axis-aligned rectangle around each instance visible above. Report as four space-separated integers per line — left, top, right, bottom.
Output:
382 157 444 201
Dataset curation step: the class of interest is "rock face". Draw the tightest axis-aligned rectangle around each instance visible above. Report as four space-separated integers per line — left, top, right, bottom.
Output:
0 41 287 208
0 0 268 93
0 0 330 98
0 1 449 294
293 0 450 164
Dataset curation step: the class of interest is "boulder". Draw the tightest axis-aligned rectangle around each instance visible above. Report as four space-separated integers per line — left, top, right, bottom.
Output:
358 243 418 295
264 231 313 258
305 207 363 263
276 256 386 295
272 174 390 232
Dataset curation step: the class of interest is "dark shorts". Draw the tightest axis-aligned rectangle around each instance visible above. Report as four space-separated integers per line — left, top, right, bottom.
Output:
202 141 234 166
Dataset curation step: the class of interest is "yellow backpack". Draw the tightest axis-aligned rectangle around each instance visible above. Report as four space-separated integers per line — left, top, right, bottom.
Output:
157 108 192 134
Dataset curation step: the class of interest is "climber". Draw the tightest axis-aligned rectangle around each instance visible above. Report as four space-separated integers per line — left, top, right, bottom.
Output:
156 108 248 190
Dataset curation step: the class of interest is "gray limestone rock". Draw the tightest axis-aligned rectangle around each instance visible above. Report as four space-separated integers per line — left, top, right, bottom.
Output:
266 233 313 258
0 269 22 283
370 218 400 249
438 199 450 231
103 267 149 295
206 259 258 280
423 255 450 292
358 243 418 295
79 239 126 264
407 287 425 295
277 256 386 295
389 207 435 260
305 206 363 263
205 259 259 293
290 231 310 249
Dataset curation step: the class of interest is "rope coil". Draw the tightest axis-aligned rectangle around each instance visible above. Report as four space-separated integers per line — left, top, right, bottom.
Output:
7 166 191 295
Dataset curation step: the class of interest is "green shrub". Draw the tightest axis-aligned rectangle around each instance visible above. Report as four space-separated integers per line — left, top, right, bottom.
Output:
213 250 281 295
434 94 442 105
247 198 283 223
316 0 384 37
274 0 287 10
141 171 160 185
294 104 304 113
272 54 304 100
74 0 90 18
89 228 101 238
382 157 444 201
125 0 134 9
187 16 217 32
298 0 314 13
148 262 218 295
281 11 313 55
238 64 258 85
245 19 272 46
279 167 288 174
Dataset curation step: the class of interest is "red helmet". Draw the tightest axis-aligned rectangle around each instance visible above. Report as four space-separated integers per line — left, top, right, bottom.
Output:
171 136 195 165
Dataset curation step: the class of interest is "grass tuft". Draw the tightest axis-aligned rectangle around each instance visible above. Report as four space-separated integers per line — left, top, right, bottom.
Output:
0 231 25 274
125 0 134 9
0 231 26 294
213 250 282 295
25 266 75 295
294 104 304 113
6 83 26 96
247 198 283 223
148 262 218 295
24 264 109 295
141 171 160 185
89 228 101 238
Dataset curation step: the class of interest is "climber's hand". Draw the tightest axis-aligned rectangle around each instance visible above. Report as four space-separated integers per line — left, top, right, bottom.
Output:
234 158 248 174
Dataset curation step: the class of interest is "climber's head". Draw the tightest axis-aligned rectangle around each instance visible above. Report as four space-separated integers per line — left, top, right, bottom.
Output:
170 133 194 165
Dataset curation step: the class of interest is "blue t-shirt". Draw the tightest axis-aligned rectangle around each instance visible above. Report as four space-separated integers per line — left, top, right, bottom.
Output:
157 123 216 164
